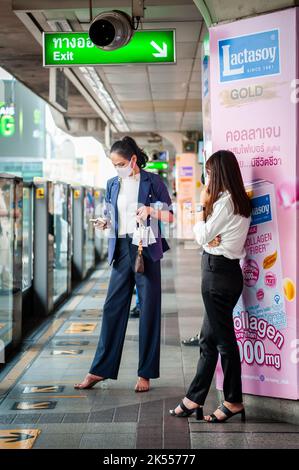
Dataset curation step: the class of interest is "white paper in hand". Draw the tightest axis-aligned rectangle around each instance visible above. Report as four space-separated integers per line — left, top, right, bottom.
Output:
132 223 156 247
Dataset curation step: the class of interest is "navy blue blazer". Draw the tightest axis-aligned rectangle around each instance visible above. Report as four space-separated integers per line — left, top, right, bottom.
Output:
104 169 173 265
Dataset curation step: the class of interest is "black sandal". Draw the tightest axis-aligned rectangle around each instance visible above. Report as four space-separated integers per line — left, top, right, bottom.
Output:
169 401 203 420
206 403 246 423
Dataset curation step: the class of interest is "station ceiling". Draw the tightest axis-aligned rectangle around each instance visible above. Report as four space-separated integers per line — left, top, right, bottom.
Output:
194 0 298 25
1 0 205 143
1 0 298 143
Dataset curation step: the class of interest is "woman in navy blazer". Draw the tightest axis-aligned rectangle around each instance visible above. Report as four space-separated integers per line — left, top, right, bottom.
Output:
75 137 174 392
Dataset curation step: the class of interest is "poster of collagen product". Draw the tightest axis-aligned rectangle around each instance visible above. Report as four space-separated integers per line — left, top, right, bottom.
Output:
209 8 299 399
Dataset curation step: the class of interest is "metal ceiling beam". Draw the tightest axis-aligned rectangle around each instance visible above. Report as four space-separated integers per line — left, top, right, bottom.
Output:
193 0 299 26
11 0 202 134
178 19 203 130
192 0 213 27
12 0 194 11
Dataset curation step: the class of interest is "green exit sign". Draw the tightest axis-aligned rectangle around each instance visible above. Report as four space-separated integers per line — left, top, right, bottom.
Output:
43 30 176 67
145 161 169 171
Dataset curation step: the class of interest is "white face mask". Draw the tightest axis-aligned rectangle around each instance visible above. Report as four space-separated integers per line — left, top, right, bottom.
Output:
205 174 210 186
116 159 132 179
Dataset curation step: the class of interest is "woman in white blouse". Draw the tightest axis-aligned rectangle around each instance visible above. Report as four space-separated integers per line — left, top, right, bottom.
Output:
75 136 174 393
170 150 251 423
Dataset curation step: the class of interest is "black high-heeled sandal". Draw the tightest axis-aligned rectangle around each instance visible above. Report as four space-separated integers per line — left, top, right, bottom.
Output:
169 401 203 420
206 403 246 423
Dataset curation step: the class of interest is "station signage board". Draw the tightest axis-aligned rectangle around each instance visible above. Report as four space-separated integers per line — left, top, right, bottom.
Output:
43 30 176 66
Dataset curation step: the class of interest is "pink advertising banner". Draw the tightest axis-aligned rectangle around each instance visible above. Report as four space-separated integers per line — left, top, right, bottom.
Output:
209 8 299 399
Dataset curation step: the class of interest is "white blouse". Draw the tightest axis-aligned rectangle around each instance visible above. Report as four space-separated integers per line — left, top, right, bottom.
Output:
193 191 251 259
117 173 140 236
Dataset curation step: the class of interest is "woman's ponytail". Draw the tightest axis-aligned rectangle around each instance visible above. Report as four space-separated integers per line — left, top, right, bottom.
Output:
110 136 149 168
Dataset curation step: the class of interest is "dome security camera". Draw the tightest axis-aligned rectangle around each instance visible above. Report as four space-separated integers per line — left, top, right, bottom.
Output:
88 11 134 50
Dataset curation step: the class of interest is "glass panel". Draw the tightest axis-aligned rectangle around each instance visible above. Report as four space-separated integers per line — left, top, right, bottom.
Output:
94 189 104 258
53 183 68 302
15 180 23 291
0 179 14 348
22 185 33 290
102 189 108 254
67 186 73 284
84 188 95 276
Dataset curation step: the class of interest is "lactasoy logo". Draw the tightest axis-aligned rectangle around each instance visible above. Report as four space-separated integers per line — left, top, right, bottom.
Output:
219 29 280 82
250 194 272 226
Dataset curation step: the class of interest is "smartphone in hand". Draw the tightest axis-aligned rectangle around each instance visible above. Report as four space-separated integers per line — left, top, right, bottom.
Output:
90 217 107 228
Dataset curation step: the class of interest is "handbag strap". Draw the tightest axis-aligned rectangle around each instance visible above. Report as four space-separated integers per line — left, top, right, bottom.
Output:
136 220 145 251
138 223 143 254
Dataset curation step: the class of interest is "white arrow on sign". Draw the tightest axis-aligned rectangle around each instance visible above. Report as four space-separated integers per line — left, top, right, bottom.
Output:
150 41 168 58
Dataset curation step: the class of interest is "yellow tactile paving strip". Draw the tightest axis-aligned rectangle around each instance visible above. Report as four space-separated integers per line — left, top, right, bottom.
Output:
65 323 97 334
23 385 63 393
20 380 92 384
98 283 108 289
77 280 97 295
41 356 95 359
0 429 41 449
0 294 84 395
13 402 56 410
0 270 111 451
16 395 87 399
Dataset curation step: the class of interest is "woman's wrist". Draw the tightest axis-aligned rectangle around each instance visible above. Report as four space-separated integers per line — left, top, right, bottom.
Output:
149 207 156 218
195 211 205 223
150 207 172 223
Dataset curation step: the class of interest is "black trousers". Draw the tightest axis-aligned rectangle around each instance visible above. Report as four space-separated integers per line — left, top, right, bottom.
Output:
89 235 161 379
186 251 243 405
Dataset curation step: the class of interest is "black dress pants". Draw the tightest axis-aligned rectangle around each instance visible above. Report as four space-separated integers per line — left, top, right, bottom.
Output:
186 251 243 405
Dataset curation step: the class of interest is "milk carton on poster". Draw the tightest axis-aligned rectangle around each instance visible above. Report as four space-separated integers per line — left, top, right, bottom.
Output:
234 179 287 331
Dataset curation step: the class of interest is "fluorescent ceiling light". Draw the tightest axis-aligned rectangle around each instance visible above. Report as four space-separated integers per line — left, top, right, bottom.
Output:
46 20 128 132
47 19 73 32
0 67 13 80
79 66 129 132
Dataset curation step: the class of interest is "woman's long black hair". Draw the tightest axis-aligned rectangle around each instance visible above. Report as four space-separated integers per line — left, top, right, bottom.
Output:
110 136 149 168
205 150 251 218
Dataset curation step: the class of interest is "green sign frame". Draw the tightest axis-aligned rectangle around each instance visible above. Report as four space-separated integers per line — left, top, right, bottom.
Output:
43 30 176 67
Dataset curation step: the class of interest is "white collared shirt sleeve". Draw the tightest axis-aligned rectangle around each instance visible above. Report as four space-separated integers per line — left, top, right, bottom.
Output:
193 198 230 246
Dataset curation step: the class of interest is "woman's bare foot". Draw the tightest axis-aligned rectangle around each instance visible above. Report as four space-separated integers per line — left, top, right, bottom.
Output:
135 377 150 392
74 373 105 390
204 401 244 422
174 397 201 415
